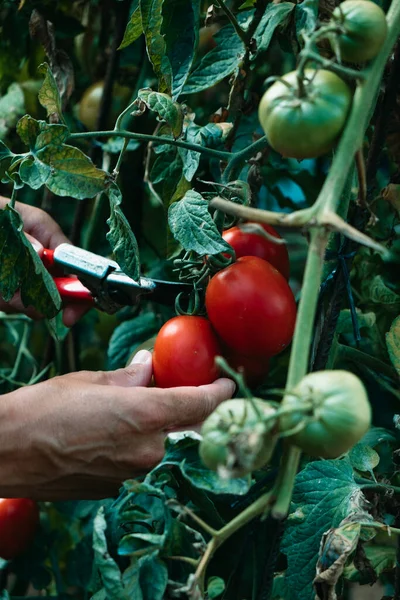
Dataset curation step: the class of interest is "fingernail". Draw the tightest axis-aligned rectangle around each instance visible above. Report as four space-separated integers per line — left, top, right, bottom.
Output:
130 349 152 365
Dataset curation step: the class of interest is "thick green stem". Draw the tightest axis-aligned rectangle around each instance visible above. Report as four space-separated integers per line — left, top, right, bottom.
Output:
69 130 231 161
222 136 270 183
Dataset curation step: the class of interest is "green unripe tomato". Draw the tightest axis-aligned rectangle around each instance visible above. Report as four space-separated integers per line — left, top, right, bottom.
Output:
199 398 278 478
281 370 371 459
258 69 352 159
78 81 131 131
331 0 387 63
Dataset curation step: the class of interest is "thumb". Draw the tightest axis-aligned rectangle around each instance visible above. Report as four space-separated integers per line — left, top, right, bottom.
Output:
68 350 153 387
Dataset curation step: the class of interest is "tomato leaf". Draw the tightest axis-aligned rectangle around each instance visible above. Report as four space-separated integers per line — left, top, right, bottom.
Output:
140 0 172 93
106 184 140 282
37 62 64 123
343 544 396 582
16 116 108 199
152 434 251 495
183 24 245 94
207 576 225 599
0 83 25 140
119 2 143 49
386 315 400 376
295 0 318 41
253 2 295 56
93 508 130 600
133 89 184 138
178 121 232 181
168 190 231 256
281 458 367 600
0 205 61 318
349 443 380 475
162 0 200 99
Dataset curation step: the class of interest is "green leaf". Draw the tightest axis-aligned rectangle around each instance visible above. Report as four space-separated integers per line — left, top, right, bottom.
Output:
107 311 164 370
162 0 200 99
253 3 295 55
178 121 232 181
295 0 318 41
137 556 168 600
16 116 107 199
140 0 172 93
0 83 25 139
281 458 367 600
184 24 246 94
343 544 396 582
119 4 143 49
106 184 140 281
151 149 183 205
0 141 14 162
38 63 63 123
386 315 400 376
134 89 184 138
93 508 129 600
207 576 225 599
152 433 251 495
99 138 141 154
168 190 231 256
0 205 61 318
349 444 380 474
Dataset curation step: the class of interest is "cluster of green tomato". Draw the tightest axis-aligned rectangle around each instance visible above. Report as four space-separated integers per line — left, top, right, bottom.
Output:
258 0 388 160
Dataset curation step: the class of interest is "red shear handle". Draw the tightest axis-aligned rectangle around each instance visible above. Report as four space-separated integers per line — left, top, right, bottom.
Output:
54 277 95 306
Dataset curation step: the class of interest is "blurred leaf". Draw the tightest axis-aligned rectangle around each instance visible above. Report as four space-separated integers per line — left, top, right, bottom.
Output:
107 311 163 370
168 190 231 255
343 544 396 582
106 184 140 281
386 315 400 376
134 89 184 138
295 0 318 40
0 205 61 318
281 458 367 600
99 138 141 154
17 116 107 199
349 444 380 475
93 508 129 600
38 62 63 123
207 576 225 598
253 2 295 55
0 83 25 139
184 24 245 94
119 3 143 49
163 0 200 99
140 0 172 93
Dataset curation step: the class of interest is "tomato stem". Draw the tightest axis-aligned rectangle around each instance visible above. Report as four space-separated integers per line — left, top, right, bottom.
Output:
215 0 248 47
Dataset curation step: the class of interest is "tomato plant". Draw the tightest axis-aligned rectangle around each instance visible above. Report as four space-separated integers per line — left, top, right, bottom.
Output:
153 316 221 387
331 0 388 63
199 398 278 477
206 256 296 357
258 69 352 159
280 370 371 458
222 222 290 279
0 0 399 598
0 499 39 560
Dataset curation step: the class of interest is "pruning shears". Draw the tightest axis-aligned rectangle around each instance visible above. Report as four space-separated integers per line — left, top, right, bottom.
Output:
40 244 192 314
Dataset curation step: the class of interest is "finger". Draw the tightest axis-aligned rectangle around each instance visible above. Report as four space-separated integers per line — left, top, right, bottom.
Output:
67 350 153 387
25 233 44 255
147 378 236 431
62 304 91 327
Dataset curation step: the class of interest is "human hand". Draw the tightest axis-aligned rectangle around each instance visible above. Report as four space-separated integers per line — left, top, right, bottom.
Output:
0 196 88 326
0 350 235 500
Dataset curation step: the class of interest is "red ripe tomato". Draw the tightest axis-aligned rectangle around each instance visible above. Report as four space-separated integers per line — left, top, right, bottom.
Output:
0 499 39 560
206 256 296 357
153 316 222 388
225 351 270 387
222 223 290 279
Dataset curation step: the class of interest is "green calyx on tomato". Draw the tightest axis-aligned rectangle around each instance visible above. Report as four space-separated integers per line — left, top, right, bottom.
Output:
0 498 39 560
258 69 352 159
280 370 371 458
222 222 290 279
331 0 387 63
206 256 296 358
78 81 131 131
199 398 278 478
153 315 221 388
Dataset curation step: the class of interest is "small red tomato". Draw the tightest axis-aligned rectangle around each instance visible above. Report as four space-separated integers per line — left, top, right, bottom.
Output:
226 352 270 387
223 223 290 279
0 499 39 560
153 316 222 388
206 256 296 357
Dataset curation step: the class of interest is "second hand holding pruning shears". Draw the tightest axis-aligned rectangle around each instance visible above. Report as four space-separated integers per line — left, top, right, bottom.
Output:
40 244 192 314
